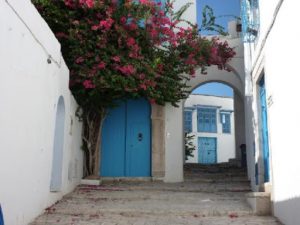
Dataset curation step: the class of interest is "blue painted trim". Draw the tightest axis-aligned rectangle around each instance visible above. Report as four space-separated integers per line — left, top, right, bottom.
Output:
259 76 270 182
0 205 4 225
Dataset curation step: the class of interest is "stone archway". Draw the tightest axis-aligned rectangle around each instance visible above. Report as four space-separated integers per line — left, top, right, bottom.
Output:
163 64 246 182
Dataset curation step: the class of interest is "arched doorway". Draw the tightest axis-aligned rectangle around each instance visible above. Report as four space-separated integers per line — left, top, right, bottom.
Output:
184 82 237 165
164 64 246 182
50 96 65 192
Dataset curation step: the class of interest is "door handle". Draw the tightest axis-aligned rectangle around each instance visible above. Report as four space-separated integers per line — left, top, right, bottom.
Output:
138 133 143 141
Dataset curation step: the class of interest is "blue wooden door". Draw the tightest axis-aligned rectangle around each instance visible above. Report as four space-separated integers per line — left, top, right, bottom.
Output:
100 99 151 177
198 137 217 164
259 77 270 182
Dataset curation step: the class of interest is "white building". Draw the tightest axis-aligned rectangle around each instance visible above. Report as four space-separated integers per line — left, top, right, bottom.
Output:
184 94 235 164
0 1 83 225
241 0 300 224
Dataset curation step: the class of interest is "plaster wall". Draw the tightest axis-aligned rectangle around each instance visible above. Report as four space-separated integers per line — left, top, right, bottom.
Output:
243 1 300 224
184 95 235 164
0 1 83 225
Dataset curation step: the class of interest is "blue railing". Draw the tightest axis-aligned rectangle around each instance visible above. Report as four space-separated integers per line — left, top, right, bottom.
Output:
241 0 260 42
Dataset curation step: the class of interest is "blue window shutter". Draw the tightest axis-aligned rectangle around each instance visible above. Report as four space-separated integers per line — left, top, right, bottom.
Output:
221 113 231 134
197 107 217 133
184 110 193 133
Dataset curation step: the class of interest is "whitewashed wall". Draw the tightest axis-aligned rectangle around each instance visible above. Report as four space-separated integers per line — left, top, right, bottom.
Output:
184 94 235 163
243 1 300 224
0 1 83 225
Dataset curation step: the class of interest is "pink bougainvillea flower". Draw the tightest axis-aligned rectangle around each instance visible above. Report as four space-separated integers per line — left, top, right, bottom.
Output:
139 0 149 4
99 18 114 30
126 37 136 47
85 0 94 8
79 0 94 8
55 32 68 39
118 65 135 76
120 16 127 24
83 80 96 89
128 22 138 31
97 61 106 69
91 25 99 31
112 56 121 62
75 57 84 64
149 98 156 104
139 73 145 80
139 83 147 90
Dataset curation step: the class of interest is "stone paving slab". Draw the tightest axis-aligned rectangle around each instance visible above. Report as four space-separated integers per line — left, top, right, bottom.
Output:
30 164 282 225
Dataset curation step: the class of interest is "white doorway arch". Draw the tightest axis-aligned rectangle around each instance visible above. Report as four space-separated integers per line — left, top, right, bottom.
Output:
164 65 246 182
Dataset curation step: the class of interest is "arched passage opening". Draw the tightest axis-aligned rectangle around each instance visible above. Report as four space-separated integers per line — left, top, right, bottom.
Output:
164 66 246 182
184 81 246 169
50 96 65 192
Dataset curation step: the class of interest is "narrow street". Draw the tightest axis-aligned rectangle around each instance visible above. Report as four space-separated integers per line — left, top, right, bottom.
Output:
31 164 281 225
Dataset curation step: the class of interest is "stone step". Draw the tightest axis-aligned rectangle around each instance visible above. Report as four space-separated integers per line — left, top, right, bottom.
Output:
31 213 281 225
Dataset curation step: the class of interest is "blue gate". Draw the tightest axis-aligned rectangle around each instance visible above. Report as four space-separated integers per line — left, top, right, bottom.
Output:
259 77 270 182
198 137 217 164
100 99 151 177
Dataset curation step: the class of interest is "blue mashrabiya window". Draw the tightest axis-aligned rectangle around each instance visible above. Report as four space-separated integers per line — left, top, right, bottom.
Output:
184 110 193 133
220 112 231 134
197 107 217 133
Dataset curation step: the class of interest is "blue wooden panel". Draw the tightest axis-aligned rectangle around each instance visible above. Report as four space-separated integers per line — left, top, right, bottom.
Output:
100 101 126 177
259 77 270 182
198 137 217 164
126 99 151 177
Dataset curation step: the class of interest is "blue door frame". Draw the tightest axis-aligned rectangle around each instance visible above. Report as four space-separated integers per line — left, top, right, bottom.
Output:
198 137 217 164
100 99 151 177
259 76 270 182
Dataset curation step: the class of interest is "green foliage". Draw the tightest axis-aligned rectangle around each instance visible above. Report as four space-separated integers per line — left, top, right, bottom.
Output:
185 133 195 160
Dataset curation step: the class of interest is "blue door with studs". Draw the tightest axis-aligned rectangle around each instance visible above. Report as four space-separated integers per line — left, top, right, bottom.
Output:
100 99 151 177
198 137 217 164
259 76 270 182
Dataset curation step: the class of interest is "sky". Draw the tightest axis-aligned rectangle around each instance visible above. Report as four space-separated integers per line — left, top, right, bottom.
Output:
191 0 239 97
192 82 234 97
196 0 241 35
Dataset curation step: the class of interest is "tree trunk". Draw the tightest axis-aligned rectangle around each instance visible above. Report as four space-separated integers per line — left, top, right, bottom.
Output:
82 108 106 178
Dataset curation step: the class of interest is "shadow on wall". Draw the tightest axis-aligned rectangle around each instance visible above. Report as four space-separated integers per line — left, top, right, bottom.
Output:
273 196 300 225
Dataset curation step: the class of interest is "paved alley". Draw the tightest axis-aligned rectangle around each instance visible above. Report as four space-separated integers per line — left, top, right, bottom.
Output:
31 164 281 225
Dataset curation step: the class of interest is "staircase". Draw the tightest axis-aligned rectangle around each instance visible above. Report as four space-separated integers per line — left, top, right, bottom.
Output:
31 163 281 225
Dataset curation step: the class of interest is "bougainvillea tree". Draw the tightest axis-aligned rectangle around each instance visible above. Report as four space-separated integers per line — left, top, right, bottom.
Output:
33 0 235 177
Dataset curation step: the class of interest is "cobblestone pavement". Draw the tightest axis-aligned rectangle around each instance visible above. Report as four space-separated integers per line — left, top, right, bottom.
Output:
31 164 282 225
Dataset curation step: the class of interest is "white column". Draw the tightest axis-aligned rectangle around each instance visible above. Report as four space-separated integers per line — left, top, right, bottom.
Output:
164 102 184 182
